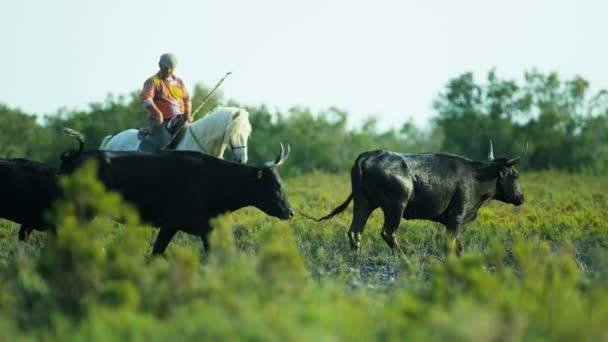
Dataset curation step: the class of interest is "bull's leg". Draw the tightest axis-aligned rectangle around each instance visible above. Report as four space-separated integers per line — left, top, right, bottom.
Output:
201 234 210 253
445 230 463 256
443 194 466 257
151 226 178 255
346 199 374 265
18 225 32 241
454 231 464 256
348 199 374 257
380 205 406 256
445 220 464 257
199 221 212 254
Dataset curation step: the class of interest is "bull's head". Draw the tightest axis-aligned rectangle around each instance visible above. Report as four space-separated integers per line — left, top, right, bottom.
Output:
251 143 294 219
488 140 528 206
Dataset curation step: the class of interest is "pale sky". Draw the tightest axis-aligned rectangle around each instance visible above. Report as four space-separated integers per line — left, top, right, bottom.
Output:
2 0 607 131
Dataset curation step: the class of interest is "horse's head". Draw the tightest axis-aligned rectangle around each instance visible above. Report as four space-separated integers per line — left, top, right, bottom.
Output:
225 109 252 164
185 106 252 163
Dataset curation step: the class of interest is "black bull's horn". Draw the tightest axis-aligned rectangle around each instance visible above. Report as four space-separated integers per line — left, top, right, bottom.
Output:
506 142 528 166
488 139 528 166
267 143 290 167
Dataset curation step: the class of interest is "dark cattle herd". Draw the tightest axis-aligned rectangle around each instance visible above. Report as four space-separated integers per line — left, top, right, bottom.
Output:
0 128 528 259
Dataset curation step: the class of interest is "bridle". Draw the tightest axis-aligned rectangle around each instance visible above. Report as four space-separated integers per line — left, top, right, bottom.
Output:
225 115 246 158
229 142 246 159
186 125 209 154
187 123 246 159
230 143 246 151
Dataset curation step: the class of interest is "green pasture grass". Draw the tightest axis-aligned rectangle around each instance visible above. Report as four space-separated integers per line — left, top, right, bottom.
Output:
0 167 606 341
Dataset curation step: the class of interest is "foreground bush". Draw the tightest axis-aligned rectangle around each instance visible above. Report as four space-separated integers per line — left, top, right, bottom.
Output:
0 168 606 340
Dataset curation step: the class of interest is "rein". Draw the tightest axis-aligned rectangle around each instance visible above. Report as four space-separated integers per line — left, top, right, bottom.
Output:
186 126 209 154
186 120 244 157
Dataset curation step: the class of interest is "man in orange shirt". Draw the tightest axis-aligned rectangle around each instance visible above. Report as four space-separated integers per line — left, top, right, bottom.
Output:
139 53 192 152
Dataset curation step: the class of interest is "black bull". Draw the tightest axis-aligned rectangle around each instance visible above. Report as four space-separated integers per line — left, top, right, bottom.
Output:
59 141 294 255
0 159 60 240
312 141 528 256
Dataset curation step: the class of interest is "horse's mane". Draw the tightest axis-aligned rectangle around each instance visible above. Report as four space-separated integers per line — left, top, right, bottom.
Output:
224 107 252 145
189 106 252 147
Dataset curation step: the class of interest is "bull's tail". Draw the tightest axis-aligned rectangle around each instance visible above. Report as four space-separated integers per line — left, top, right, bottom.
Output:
305 193 354 222
306 151 370 222
60 127 85 162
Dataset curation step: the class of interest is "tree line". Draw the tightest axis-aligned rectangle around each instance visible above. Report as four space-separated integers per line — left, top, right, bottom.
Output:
1 70 607 176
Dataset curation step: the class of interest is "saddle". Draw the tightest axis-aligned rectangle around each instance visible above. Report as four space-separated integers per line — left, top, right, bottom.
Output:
137 115 188 151
137 128 150 141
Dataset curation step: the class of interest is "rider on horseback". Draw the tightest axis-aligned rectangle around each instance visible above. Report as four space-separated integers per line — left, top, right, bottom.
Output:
139 53 192 152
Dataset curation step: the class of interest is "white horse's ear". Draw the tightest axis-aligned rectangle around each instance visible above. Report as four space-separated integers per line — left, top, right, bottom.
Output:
232 111 241 119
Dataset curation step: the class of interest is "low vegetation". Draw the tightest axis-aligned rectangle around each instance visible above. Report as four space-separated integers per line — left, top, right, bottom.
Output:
0 167 606 340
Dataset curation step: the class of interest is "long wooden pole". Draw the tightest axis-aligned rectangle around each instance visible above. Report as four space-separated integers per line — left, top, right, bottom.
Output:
161 72 232 150
191 71 232 118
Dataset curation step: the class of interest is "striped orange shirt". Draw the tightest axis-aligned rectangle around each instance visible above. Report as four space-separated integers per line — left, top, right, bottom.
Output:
140 72 191 119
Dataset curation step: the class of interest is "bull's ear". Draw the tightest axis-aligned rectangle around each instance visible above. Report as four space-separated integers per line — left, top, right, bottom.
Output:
252 168 263 180
499 167 508 178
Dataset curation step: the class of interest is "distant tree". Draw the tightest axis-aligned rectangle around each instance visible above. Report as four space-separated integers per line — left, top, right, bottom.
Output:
519 71 600 171
0 104 49 161
243 105 431 176
432 70 531 159
431 70 608 173
40 92 147 165
6 69 605 175
191 83 224 118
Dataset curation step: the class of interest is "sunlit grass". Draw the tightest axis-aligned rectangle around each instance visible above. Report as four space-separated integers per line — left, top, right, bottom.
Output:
0 169 606 340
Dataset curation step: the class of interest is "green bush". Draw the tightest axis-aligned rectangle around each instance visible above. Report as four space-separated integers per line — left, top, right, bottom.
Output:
0 168 606 340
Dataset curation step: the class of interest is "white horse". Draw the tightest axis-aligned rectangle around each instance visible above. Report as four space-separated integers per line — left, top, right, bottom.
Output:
99 106 252 163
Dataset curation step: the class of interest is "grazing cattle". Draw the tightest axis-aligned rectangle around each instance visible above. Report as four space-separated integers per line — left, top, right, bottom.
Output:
0 158 60 240
312 140 528 257
60 130 294 255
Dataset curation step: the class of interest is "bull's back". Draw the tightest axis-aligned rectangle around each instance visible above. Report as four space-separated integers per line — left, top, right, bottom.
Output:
354 151 415 207
59 150 254 225
354 151 470 220
400 153 474 220
95 152 220 224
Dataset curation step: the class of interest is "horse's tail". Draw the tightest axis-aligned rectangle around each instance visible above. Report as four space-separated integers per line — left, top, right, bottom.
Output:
60 127 85 163
99 135 113 149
